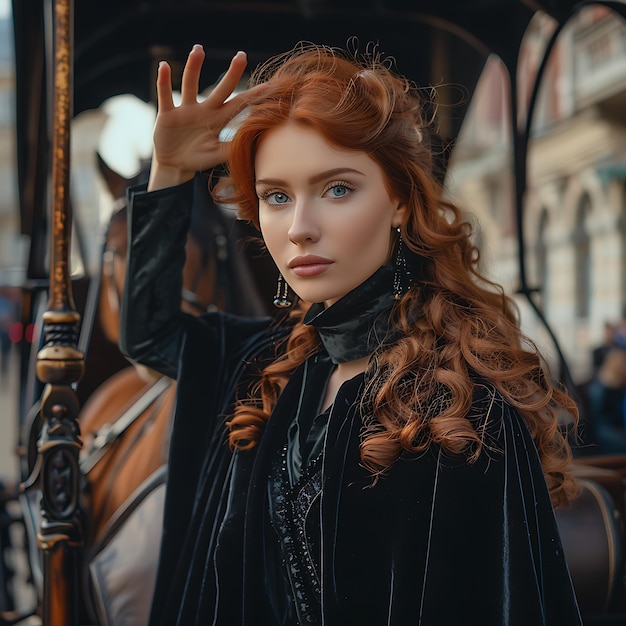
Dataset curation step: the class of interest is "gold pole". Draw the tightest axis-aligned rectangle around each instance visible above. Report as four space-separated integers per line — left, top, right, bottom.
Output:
34 0 84 623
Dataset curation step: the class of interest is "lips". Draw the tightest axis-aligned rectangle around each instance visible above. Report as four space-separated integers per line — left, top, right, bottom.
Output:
288 255 333 277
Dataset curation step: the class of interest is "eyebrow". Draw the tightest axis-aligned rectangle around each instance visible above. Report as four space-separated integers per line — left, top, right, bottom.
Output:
255 167 366 187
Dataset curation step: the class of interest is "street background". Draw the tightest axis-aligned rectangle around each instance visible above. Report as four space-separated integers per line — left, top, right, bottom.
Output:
1 347 19 483
1 346 39 624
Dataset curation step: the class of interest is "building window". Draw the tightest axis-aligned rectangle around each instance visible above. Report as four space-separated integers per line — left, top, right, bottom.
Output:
574 12 626 107
537 208 550 313
574 194 592 319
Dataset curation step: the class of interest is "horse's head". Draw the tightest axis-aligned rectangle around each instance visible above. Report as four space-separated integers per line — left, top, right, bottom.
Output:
99 204 128 345
96 154 272 348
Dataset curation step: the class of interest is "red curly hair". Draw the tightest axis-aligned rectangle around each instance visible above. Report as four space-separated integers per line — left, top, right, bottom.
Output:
222 43 578 507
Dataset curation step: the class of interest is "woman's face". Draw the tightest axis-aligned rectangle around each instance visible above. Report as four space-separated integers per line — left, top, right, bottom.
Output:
255 122 405 307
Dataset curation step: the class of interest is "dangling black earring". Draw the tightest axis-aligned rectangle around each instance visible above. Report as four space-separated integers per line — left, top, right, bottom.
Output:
273 272 293 308
393 227 411 300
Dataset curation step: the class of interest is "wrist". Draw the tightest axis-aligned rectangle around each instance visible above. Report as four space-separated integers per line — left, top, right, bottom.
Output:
148 161 195 191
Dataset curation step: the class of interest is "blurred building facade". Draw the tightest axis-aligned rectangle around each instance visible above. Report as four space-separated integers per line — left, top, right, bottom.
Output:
0 9 128 286
445 6 626 385
0 15 22 288
1 8 625 385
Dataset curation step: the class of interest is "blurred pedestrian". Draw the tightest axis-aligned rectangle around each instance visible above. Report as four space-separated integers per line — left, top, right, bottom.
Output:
587 325 626 453
592 320 615 374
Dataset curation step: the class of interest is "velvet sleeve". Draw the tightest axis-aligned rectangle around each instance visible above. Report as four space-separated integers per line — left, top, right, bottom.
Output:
119 179 195 379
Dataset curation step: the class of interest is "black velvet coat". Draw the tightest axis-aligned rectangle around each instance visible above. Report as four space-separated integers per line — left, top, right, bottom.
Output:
120 180 582 625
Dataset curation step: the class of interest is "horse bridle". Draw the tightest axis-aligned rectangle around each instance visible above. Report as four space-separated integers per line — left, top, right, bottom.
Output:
182 211 232 314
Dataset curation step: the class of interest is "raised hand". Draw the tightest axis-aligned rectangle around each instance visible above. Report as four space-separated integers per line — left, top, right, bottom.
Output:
149 45 256 190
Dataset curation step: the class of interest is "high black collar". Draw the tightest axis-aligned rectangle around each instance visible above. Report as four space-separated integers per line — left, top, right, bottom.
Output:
303 265 397 364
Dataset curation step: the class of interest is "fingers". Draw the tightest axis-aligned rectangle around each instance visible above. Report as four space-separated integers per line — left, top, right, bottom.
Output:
180 44 205 106
209 51 248 106
163 46 249 112
220 81 266 120
155 61 175 112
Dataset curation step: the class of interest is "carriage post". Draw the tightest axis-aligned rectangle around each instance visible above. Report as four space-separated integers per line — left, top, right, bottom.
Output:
32 0 84 623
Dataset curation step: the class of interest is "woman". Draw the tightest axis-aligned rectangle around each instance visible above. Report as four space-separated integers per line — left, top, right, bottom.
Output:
120 43 581 625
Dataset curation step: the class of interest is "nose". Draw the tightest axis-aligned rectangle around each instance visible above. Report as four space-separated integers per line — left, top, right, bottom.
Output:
287 200 320 244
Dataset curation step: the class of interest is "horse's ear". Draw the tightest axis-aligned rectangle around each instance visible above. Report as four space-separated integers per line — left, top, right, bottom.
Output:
138 157 152 177
96 152 134 200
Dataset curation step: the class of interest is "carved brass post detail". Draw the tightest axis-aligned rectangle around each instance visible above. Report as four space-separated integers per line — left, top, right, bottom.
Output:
34 0 84 624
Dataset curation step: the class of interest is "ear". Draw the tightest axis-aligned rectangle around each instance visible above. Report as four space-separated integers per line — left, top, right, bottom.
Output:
391 203 407 228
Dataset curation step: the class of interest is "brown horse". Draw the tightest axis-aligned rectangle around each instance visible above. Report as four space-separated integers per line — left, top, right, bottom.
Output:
75 156 275 625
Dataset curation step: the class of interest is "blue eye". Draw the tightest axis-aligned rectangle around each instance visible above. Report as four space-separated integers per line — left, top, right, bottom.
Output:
262 191 290 205
271 192 289 204
324 181 354 199
330 185 348 197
